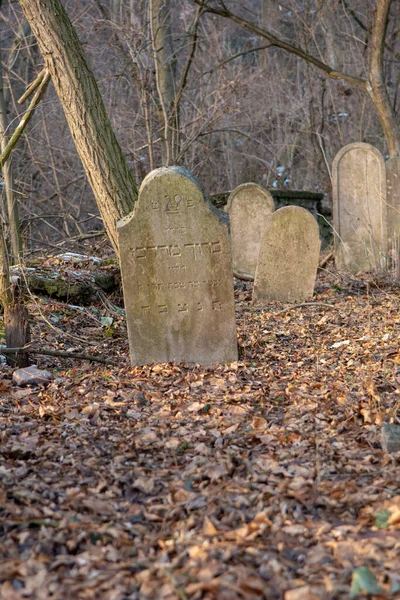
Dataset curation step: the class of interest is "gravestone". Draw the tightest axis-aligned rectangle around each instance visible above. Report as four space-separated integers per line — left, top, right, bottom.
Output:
117 167 238 365
386 157 400 256
226 183 275 276
253 206 320 304
332 143 387 273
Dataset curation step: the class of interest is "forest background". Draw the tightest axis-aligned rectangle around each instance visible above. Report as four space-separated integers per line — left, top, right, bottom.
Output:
1 0 399 257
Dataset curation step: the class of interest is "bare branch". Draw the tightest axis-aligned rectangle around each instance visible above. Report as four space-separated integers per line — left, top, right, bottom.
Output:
191 0 367 90
0 70 50 169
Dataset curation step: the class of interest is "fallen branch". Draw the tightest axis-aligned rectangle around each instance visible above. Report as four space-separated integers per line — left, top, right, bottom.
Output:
233 269 254 282
0 346 118 366
274 302 337 316
319 252 334 269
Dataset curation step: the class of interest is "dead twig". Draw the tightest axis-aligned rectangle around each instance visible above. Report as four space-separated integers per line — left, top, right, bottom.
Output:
319 251 334 269
0 346 118 366
233 269 254 281
274 302 337 316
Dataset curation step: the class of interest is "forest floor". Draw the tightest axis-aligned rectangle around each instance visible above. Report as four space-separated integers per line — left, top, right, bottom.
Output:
1 254 400 600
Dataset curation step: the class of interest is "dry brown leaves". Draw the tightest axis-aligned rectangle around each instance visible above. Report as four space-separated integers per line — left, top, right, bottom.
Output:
1 271 400 599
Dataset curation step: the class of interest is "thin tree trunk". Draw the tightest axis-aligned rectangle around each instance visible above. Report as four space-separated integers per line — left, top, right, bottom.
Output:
4 304 30 367
150 0 178 165
18 0 138 256
0 50 22 263
367 0 400 157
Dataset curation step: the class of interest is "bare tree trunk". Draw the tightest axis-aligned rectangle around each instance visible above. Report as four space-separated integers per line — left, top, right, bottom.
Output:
0 219 11 310
0 217 29 367
4 304 30 367
18 0 138 256
0 51 22 263
150 0 178 165
367 0 400 157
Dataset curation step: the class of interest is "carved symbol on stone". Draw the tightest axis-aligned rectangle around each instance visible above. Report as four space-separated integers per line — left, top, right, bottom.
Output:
158 305 168 313
211 241 221 253
196 302 204 311
135 247 146 259
151 200 160 210
212 301 222 311
166 194 182 213
141 306 151 313
178 303 188 312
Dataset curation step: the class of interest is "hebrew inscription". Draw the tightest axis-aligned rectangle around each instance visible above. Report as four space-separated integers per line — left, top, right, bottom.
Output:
117 166 237 365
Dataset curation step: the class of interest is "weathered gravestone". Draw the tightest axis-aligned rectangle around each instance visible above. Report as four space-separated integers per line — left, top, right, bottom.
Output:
253 206 320 304
386 157 400 256
117 167 238 365
226 183 275 277
332 143 387 273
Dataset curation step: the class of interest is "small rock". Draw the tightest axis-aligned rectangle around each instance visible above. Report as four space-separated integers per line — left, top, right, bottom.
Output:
381 422 400 453
134 391 147 405
13 366 53 387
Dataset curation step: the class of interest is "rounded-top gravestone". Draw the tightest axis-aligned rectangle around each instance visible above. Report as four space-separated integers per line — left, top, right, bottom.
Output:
226 183 275 277
253 206 320 304
117 166 238 365
332 142 387 273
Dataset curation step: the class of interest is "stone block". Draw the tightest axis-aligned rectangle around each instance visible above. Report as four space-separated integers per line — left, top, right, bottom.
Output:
118 167 238 365
13 365 53 387
253 206 320 304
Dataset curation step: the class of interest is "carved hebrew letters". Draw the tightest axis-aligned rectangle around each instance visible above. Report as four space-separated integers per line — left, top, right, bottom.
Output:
117 166 237 365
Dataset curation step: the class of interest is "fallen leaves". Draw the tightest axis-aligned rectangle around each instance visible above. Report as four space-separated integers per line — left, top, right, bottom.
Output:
1 274 400 598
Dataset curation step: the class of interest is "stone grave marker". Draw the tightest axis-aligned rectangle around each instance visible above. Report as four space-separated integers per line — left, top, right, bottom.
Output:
253 206 320 304
332 142 387 272
386 157 400 256
117 166 238 365
226 183 275 277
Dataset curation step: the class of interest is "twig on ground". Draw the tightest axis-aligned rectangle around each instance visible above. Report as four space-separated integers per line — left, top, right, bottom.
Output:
274 302 337 316
233 269 254 281
0 346 118 366
319 252 334 269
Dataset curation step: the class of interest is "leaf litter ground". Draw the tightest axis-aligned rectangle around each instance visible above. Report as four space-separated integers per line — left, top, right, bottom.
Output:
1 265 400 600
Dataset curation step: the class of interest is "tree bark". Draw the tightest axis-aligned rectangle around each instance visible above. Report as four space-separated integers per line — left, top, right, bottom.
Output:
150 0 179 165
0 48 22 263
367 0 400 157
18 0 138 256
4 304 31 368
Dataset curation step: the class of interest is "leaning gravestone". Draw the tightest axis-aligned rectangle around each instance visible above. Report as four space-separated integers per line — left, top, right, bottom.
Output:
253 206 320 304
386 157 400 255
117 167 238 365
332 142 387 273
226 183 275 277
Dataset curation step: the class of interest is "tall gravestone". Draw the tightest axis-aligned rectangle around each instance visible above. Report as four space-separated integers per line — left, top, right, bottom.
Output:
332 142 387 273
226 183 275 277
117 167 238 365
253 206 320 304
386 157 400 256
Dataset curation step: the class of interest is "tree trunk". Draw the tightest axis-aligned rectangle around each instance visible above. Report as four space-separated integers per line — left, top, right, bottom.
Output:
0 219 30 368
150 0 179 165
18 0 138 257
367 0 400 158
0 49 22 263
4 304 30 367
